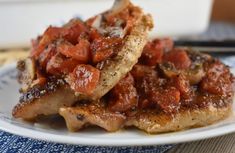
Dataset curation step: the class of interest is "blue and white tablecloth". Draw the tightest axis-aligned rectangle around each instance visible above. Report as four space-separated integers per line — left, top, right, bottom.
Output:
0 131 173 153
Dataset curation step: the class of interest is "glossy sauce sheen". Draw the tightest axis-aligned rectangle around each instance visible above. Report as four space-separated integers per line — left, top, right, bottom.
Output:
107 39 234 115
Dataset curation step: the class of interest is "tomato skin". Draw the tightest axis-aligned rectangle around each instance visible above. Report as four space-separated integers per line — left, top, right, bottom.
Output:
158 38 174 52
32 19 88 58
149 87 181 113
140 38 174 66
92 48 114 63
163 49 191 69
67 64 100 95
130 64 181 113
46 53 81 75
38 43 57 69
200 60 233 95
32 27 62 57
108 73 138 113
91 37 122 52
62 19 88 44
89 28 102 41
140 42 163 66
57 39 90 63
171 74 191 99
91 37 122 63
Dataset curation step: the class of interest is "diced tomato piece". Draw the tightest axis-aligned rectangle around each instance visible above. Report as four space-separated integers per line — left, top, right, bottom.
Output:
108 73 138 113
92 48 114 63
171 74 191 99
200 60 233 95
32 19 88 58
41 27 62 45
62 19 88 44
149 87 181 113
38 43 57 69
89 28 102 40
131 65 161 99
163 49 191 69
68 64 100 95
139 38 174 66
91 37 122 63
57 39 90 63
46 53 80 75
140 41 163 66
32 27 62 57
156 38 174 52
131 65 157 80
91 37 122 52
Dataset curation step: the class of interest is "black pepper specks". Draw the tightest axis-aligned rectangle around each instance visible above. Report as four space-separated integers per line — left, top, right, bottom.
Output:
19 76 66 103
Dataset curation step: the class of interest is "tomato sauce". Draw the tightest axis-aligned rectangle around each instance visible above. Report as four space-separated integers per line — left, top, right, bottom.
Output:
107 39 234 114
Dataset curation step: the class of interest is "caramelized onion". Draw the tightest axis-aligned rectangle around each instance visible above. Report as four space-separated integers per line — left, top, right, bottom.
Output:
17 58 36 92
91 15 102 29
107 0 130 17
184 64 205 85
159 62 205 85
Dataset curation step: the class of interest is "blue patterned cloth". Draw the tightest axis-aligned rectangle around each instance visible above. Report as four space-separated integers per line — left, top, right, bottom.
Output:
0 131 173 153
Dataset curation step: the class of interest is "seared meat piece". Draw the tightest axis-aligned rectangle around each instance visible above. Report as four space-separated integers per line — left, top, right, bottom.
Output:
12 77 78 120
125 103 232 133
85 11 153 100
12 0 153 120
59 103 126 132
59 98 233 133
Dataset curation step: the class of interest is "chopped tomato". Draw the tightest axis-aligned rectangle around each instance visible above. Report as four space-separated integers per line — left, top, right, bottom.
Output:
139 38 174 66
32 27 62 57
171 74 191 99
91 37 122 52
131 64 158 80
62 19 88 44
68 64 100 95
157 38 174 52
200 60 233 95
57 39 90 63
92 48 114 63
46 53 80 75
32 19 88 58
131 65 161 99
108 73 138 113
89 28 102 40
140 41 163 66
38 43 57 69
149 87 181 113
91 37 122 63
163 49 191 69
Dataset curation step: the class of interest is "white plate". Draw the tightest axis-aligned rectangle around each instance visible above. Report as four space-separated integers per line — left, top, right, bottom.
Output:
0 63 234 146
